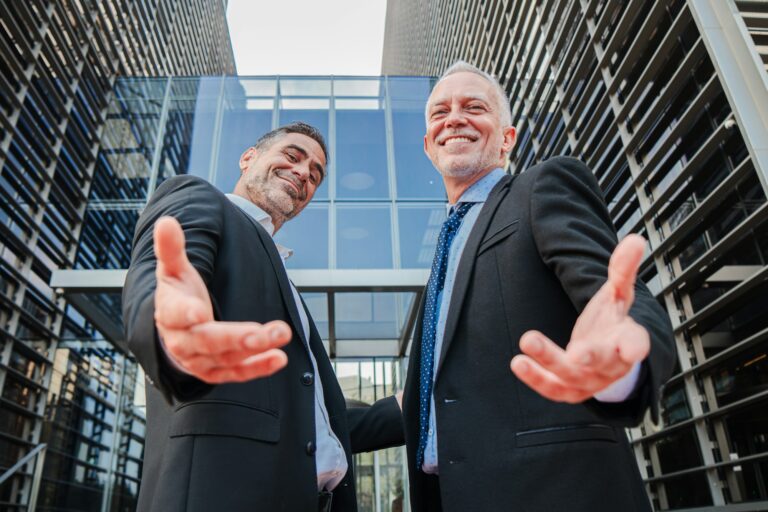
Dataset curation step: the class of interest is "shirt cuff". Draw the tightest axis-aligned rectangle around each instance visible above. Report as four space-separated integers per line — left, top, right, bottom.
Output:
158 334 193 375
594 362 641 402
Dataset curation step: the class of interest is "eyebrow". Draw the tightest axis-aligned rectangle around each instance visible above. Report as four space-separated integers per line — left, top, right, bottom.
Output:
428 94 491 111
285 144 325 177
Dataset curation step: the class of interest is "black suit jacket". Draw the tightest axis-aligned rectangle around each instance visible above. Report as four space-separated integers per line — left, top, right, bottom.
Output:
123 176 403 511
402 157 676 512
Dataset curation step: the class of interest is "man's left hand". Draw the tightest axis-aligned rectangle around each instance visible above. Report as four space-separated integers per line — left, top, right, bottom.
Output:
510 234 651 403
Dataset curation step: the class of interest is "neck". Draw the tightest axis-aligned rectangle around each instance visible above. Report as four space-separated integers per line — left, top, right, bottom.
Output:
231 184 284 233
443 167 495 204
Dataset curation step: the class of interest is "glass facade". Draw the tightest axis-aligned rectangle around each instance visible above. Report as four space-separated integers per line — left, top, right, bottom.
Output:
0 1 235 510
382 0 768 510
73 75 442 510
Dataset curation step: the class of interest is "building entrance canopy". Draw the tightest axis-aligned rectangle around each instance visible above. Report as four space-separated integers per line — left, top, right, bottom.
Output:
51 269 428 358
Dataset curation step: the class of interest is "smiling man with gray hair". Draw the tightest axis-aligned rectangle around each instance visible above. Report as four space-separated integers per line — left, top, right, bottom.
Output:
398 61 676 511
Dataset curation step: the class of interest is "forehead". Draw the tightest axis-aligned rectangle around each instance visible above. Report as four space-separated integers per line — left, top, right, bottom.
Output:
428 72 495 107
274 132 326 165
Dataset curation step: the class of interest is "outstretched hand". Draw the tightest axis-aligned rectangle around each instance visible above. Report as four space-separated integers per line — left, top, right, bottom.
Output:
153 216 290 384
510 234 651 403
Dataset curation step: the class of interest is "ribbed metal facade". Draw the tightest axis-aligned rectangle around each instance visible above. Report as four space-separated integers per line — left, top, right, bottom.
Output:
0 1 235 509
383 0 768 509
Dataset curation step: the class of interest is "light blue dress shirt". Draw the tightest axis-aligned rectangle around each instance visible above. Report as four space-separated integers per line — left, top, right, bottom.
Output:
421 169 640 474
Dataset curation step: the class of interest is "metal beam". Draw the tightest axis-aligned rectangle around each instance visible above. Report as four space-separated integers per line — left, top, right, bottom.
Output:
51 268 430 293
688 0 768 192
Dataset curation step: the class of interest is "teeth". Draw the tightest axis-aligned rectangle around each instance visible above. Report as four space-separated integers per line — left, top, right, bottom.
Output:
444 136 472 145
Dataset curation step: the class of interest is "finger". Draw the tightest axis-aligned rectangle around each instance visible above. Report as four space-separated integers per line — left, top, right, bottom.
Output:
566 335 631 380
616 321 651 365
188 320 292 356
519 331 586 384
202 349 288 383
158 328 197 360
154 289 211 330
607 234 646 306
154 216 190 278
510 355 593 404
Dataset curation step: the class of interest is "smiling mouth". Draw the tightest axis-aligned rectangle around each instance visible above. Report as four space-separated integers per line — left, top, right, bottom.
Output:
439 135 477 146
276 175 302 196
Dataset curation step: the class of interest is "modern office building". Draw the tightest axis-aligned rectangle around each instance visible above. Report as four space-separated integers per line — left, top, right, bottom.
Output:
0 1 235 510
383 0 768 510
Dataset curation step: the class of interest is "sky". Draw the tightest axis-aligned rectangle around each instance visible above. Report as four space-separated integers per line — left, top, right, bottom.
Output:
226 0 388 76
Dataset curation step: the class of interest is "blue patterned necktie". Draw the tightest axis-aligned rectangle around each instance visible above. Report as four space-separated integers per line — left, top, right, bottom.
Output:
417 201 474 468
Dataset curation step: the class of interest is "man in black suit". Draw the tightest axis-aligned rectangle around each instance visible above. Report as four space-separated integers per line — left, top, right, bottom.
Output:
400 62 676 511
123 122 403 511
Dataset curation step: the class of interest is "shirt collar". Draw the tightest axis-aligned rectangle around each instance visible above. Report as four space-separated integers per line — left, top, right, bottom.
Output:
226 194 293 260
447 167 506 213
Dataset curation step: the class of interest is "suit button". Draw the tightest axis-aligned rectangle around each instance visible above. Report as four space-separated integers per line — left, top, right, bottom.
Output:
306 441 316 455
301 372 314 386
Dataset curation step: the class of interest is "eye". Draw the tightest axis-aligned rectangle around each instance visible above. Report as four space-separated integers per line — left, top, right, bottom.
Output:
430 109 447 119
286 151 298 162
309 172 320 185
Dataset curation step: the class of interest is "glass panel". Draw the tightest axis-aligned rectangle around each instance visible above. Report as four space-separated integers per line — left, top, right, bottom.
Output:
215 79 274 193
156 77 223 185
336 205 393 269
93 78 169 201
711 346 768 407
335 108 389 199
275 204 329 269
656 426 703 474
335 292 414 339
389 78 444 199
333 78 383 97
277 108 329 142
279 78 331 96
229 78 277 97
300 293 328 339
397 205 445 268
653 471 713 509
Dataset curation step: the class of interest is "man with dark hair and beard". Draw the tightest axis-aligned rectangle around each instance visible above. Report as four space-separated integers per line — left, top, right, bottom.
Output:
123 122 403 512
398 62 676 511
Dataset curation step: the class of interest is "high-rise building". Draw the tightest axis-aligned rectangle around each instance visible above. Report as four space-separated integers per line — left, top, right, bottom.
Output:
0 1 235 509
383 0 768 510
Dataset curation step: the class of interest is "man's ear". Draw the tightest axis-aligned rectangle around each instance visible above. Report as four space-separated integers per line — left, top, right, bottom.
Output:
239 147 257 173
501 126 517 155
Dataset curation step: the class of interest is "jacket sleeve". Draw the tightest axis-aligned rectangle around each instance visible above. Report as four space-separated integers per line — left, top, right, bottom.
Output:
122 175 223 404
529 156 676 425
346 396 405 453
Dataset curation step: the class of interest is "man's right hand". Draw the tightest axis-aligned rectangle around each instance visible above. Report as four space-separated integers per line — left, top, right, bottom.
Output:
153 216 290 383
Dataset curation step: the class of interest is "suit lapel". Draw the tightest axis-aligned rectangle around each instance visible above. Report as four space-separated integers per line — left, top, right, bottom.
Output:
434 174 514 380
238 208 311 351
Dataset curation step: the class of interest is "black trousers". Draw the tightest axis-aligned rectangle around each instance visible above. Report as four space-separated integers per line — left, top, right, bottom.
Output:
422 474 443 512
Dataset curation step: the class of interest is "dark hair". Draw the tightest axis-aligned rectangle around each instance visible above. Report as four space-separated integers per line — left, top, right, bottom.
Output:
254 122 329 164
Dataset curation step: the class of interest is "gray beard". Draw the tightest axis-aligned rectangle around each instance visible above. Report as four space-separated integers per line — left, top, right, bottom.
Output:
436 151 498 178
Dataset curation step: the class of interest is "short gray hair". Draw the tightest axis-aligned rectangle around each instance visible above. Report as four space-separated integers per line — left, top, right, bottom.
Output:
426 60 512 127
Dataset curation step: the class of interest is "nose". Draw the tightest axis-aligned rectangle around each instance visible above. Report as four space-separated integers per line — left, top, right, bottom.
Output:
290 161 310 183
444 107 466 128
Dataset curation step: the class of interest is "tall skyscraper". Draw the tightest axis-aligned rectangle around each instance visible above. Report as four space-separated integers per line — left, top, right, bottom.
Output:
383 0 768 510
0 1 235 509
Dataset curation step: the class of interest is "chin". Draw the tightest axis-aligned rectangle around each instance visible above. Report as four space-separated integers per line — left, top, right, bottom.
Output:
437 158 481 178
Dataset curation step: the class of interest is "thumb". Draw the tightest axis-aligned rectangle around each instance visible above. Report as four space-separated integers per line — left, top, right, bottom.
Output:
607 234 645 307
154 216 190 278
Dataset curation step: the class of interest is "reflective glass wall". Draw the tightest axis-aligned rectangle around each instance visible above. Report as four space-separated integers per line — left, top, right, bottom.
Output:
77 76 443 275
76 75 442 512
